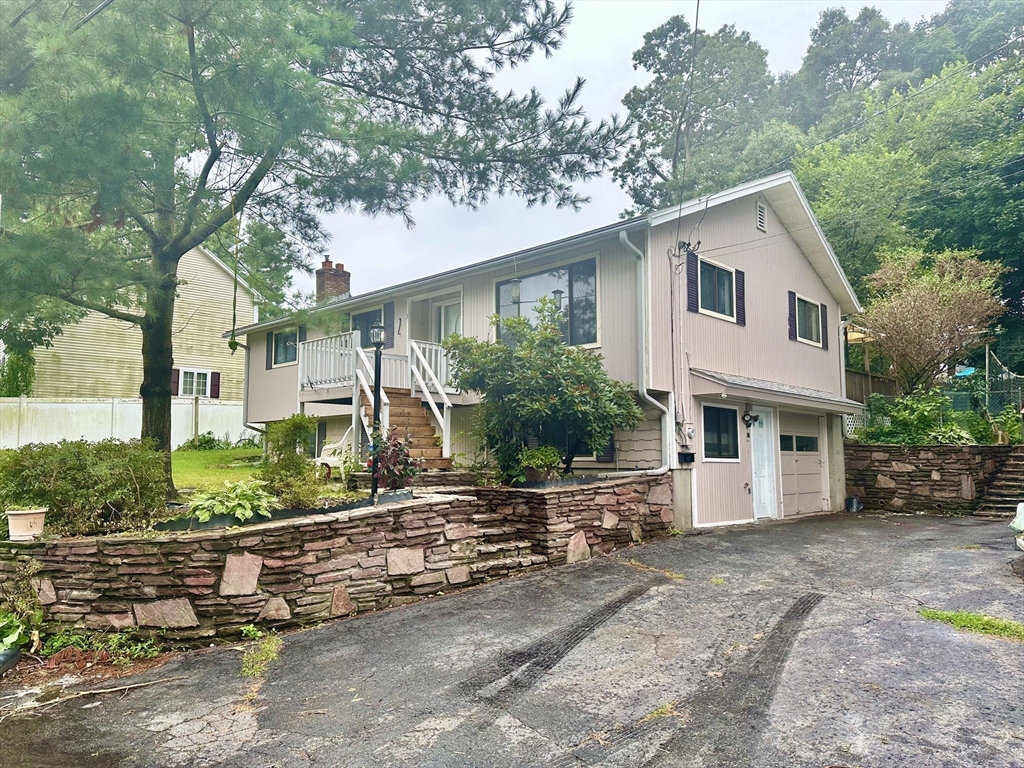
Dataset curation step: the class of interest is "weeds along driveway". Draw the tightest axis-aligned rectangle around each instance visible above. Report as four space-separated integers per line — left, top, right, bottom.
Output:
2 514 1021 768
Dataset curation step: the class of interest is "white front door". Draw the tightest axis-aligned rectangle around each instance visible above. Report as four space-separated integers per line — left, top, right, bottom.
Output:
750 406 778 520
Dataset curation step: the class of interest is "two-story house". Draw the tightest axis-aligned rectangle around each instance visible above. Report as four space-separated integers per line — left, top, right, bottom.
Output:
230 172 862 528
31 246 258 403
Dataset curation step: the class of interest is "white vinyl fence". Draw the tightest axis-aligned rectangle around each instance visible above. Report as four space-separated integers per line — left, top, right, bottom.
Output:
0 397 248 450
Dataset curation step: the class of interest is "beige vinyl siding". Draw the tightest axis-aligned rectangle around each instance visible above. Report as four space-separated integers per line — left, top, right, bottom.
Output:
648 196 845 420
694 399 754 526
32 248 255 401
450 405 486 466
573 399 663 472
257 231 645 424
245 330 299 423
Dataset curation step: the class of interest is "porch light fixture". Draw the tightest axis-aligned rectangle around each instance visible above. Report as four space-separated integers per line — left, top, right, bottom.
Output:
369 319 386 503
509 277 522 304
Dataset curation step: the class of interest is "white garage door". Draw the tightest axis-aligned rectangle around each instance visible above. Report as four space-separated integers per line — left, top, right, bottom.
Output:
779 412 826 515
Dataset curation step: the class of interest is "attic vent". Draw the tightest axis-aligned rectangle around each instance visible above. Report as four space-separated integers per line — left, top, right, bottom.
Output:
756 201 767 232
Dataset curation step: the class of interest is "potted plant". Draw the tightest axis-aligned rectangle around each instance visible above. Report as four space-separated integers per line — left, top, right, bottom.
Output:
0 611 27 676
519 445 563 484
4 507 47 541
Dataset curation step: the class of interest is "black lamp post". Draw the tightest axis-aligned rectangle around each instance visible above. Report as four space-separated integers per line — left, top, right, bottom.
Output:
369 319 387 503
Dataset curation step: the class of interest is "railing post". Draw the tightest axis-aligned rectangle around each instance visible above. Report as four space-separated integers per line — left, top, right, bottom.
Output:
351 373 361 455
409 340 417 399
442 405 451 458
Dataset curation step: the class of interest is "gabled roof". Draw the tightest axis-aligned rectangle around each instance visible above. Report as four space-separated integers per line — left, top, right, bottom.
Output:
648 172 862 314
227 172 861 338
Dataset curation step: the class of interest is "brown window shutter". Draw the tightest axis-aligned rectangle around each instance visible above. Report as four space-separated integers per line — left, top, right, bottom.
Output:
596 435 615 463
686 252 699 313
170 368 180 396
820 304 829 351
298 325 307 343
735 269 746 326
266 332 274 369
383 302 395 349
210 372 221 399
788 291 797 341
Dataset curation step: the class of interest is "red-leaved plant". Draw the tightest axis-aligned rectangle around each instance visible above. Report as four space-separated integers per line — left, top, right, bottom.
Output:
371 428 420 491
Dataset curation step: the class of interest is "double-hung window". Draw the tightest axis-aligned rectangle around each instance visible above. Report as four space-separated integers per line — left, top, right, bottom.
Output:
796 297 821 345
699 259 735 320
495 258 597 345
180 369 209 397
703 405 739 460
788 291 828 349
273 329 298 366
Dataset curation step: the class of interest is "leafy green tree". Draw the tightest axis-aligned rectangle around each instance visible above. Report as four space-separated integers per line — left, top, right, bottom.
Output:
779 6 894 132
0 0 628 484
613 15 773 210
858 248 1005 394
444 298 643 482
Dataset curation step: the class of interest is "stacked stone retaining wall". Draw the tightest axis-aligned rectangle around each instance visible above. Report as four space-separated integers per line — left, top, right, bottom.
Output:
845 443 1012 514
0 476 671 643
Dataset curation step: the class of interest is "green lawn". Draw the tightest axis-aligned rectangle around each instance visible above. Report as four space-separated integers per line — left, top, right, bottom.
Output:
172 448 263 491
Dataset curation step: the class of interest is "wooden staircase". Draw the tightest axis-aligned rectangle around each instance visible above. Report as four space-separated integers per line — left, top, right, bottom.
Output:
976 446 1024 516
364 388 453 471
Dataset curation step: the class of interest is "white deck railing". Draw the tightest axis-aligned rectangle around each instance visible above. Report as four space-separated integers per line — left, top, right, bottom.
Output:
298 332 453 458
300 331 359 389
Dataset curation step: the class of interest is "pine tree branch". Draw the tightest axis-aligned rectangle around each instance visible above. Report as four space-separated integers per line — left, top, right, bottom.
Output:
171 136 286 257
55 293 146 326
122 200 160 243
179 23 222 238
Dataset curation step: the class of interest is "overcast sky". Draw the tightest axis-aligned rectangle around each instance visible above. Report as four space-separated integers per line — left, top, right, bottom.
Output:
305 0 947 298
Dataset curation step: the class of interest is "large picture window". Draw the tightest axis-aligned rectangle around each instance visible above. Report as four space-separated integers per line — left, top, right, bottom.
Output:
273 329 298 365
496 258 597 346
797 297 821 345
699 259 735 319
703 405 739 460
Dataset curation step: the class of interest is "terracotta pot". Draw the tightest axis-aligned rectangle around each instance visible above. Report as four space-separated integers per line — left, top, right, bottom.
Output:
5 508 46 541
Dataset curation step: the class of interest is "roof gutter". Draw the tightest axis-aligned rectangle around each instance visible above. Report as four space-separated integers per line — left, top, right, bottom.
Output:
601 229 672 478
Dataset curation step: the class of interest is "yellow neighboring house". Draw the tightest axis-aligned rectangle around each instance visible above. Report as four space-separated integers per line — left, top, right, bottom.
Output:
31 246 258 402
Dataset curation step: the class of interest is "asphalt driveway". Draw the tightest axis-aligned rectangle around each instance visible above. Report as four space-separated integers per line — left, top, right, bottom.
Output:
3 513 1022 768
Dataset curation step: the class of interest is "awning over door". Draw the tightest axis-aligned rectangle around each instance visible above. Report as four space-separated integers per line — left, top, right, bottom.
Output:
690 369 862 413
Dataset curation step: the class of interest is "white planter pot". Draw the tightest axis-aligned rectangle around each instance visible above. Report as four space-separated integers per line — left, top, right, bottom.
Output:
6 509 46 541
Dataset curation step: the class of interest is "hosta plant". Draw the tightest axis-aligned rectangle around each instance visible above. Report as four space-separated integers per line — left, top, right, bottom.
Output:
190 480 277 523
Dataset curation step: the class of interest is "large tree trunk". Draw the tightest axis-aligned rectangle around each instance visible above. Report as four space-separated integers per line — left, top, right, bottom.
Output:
140 256 178 494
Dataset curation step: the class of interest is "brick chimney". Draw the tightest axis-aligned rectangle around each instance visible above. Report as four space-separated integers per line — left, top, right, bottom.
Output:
315 259 351 304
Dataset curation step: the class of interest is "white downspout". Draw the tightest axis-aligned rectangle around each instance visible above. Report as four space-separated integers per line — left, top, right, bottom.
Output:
605 229 672 477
